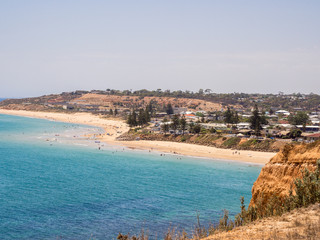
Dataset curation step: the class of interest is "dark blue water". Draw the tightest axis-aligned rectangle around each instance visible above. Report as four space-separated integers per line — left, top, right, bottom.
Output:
0 114 262 239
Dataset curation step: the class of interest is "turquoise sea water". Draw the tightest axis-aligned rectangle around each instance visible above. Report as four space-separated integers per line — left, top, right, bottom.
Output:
0 114 262 239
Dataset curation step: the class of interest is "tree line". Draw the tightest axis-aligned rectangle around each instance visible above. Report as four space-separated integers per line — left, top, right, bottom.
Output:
127 107 151 127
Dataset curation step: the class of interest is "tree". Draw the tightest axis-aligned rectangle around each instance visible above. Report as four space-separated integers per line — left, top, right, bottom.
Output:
144 107 151 122
161 117 169 134
224 107 239 124
189 122 201 134
180 116 187 134
127 112 133 127
132 110 137 126
166 103 174 115
249 105 268 136
109 109 113 115
288 112 309 126
205 89 212 94
138 109 145 126
127 110 137 127
193 124 201 134
146 102 155 116
196 112 204 117
209 127 216 134
224 107 233 124
269 109 274 115
232 112 240 124
171 114 180 133
288 128 302 139
114 108 118 116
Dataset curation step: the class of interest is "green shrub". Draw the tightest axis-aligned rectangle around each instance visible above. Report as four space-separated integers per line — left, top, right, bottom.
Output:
222 137 241 148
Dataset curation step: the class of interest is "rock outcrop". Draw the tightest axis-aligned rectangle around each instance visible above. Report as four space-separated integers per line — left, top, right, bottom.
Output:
250 141 320 207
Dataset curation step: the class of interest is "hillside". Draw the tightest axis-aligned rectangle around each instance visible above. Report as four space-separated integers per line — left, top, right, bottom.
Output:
0 92 226 112
71 93 224 111
250 141 320 208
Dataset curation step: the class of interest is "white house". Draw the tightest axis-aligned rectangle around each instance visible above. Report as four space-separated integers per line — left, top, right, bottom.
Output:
275 110 290 116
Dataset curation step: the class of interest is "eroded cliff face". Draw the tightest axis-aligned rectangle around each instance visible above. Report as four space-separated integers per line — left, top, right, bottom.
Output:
250 141 320 207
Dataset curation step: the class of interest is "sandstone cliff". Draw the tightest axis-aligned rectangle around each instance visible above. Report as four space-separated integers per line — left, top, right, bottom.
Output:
250 141 320 207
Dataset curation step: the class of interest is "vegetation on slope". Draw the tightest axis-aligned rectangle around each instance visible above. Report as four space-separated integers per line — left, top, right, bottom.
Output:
118 132 285 152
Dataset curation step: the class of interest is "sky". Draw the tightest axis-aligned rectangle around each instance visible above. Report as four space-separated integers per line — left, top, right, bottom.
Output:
0 0 320 97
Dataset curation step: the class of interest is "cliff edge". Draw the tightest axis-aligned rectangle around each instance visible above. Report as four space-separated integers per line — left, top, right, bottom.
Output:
250 141 320 207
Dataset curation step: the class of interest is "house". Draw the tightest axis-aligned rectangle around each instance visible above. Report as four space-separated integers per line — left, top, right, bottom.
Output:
305 132 320 142
184 114 198 120
274 124 294 130
206 115 215 121
173 107 187 114
262 128 280 136
296 125 320 132
236 122 251 130
62 105 74 110
275 110 290 116
155 112 168 117
201 123 228 130
309 115 320 125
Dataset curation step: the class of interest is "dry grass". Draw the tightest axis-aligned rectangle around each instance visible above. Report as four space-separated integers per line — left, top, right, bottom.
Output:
202 203 320 240
116 204 320 240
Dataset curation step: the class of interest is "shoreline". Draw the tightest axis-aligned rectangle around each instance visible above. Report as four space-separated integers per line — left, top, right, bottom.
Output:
0 109 276 164
118 140 275 164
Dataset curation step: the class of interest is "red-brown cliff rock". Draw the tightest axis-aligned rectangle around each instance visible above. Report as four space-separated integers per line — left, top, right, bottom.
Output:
250 141 320 207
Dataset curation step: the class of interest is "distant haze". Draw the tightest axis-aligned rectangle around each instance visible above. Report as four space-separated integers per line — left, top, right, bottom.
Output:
1 1 320 97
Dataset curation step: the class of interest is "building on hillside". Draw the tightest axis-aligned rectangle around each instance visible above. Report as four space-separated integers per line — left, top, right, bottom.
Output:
206 115 215 121
241 114 252 119
274 124 294 130
275 110 290 116
201 123 228 131
305 132 320 142
155 112 168 117
236 122 251 130
173 107 187 114
184 114 198 121
296 125 320 132
262 128 280 136
62 105 74 110
309 115 320 125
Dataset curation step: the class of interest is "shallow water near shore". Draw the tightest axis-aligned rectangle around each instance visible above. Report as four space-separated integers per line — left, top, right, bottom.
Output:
0 114 262 239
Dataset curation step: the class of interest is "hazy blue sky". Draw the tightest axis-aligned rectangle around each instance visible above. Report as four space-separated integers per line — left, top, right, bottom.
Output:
1 1 320 97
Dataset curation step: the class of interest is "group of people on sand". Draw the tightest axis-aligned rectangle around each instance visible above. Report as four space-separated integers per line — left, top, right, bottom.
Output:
232 151 240 155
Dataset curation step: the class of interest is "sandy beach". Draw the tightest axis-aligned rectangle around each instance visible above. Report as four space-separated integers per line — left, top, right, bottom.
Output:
0 109 129 142
0 109 276 164
119 140 275 164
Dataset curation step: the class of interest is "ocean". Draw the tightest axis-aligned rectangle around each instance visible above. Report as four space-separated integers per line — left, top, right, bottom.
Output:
0 114 262 239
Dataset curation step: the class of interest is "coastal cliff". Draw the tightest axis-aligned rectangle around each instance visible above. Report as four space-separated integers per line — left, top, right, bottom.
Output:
250 141 320 207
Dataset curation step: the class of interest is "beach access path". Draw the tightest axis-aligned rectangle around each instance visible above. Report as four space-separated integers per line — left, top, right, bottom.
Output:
0 109 276 164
